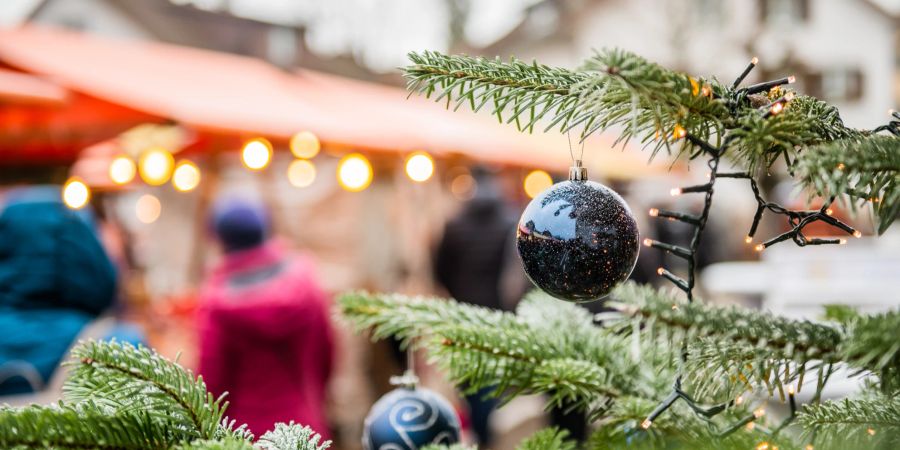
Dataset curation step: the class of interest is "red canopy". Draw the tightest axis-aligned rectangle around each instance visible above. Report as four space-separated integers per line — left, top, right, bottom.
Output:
0 26 658 176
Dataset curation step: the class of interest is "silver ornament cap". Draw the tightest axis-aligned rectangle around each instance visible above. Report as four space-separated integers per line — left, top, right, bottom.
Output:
569 159 588 181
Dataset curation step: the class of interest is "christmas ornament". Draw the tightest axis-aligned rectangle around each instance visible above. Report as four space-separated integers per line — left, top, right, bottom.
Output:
516 160 639 302
362 360 461 450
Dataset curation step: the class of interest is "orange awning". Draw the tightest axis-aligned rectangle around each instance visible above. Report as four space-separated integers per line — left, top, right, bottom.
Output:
0 67 68 106
0 26 661 177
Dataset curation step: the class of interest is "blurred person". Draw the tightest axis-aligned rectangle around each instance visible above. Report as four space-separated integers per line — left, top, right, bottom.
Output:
434 167 524 447
0 186 117 395
197 198 334 438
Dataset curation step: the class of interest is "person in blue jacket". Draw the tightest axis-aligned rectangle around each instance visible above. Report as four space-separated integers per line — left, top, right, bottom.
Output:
0 186 117 395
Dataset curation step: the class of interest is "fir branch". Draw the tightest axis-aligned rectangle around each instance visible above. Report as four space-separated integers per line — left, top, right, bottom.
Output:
0 404 179 450
841 310 900 393
515 427 576 450
64 340 227 440
798 397 900 449
797 135 900 234
256 422 331 450
174 439 255 450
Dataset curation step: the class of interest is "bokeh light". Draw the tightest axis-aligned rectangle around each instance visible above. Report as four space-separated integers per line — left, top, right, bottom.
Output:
287 159 317 188
405 152 434 182
450 173 476 201
290 131 321 159
62 178 90 209
523 170 553 198
109 155 136 185
242 138 272 170
138 147 175 186
136 194 162 224
172 160 201 192
337 153 373 192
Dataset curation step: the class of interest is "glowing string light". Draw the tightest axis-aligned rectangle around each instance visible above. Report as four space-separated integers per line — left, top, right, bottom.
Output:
109 155 136 185
242 138 272 170
405 152 435 182
337 153 373 192
62 178 90 209
523 170 553 198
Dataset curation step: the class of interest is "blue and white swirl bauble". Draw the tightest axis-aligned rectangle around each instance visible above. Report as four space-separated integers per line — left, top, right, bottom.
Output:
362 387 461 450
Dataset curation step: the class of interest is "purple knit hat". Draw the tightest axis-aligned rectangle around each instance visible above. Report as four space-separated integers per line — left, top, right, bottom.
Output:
210 198 270 253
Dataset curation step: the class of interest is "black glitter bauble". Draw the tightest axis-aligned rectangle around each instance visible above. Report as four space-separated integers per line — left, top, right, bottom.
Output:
362 387 461 450
516 179 639 302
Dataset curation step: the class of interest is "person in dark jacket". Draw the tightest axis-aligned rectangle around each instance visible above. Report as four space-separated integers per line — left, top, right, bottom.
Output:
434 168 523 446
0 186 117 395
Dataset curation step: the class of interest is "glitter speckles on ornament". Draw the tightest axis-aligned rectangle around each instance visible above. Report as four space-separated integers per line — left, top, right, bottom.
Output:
516 177 639 302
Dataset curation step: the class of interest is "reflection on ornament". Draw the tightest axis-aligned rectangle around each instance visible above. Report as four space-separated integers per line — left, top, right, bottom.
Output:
287 159 317 187
523 169 553 198
62 178 90 210
338 153 373 192
136 194 162 224
242 138 272 170
362 387 461 450
290 131 320 159
109 155 137 185
405 152 434 182
516 164 639 302
172 160 201 192
139 147 174 186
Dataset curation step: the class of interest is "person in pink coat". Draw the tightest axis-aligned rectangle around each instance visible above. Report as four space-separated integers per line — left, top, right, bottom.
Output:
197 198 334 438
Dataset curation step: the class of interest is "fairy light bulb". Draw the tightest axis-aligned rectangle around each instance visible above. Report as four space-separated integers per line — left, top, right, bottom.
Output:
755 244 765 252
735 395 744 405
867 428 876 436
643 238 653 247
242 138 272 171
853 230 862 238
62 178 90 209
787 385 795 395
770 102 784 115
405 152 435 182
641 419 652 429
287 159 317 188
839 238 847 245
290 131 320 159
670 187 682 196
787 75 796 84
825 208 833 216
656 267 665 275
754 408 766 418
649 208 659 217
135 194 161 224
337 153 373 192
673 124 686 139
745 236 753 244
751 56 759 65
523 170 553 198
172 160 201 192
139 147 174 186
109 155 136 185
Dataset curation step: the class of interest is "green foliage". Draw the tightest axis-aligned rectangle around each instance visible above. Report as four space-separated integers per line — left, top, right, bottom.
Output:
0 403 179 449
797 135 900 234
798 397 900 449
64 339 226 440
0 340 329 450
515 427 576 450
840 310 900 393
256 422 331 450
421 444 477 450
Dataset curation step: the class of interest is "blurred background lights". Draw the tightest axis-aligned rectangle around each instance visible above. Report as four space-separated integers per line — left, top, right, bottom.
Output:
290 131 321 159
523 169 553 198
242 138 272 170
109 155 136 185
138 147 174 186
172 160 201 192
62 178 90 209
287 159 317 188
450 173 476 201
337 153 373 192
135 194 162 224
405 152 435 182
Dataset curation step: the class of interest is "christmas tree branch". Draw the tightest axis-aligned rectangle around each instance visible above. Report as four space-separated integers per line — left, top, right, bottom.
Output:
514 427 576 450
797 135 900 234
64 340 227 440
798 397 900 449
0 404 178 449
840 310 900 393
255 422 332 450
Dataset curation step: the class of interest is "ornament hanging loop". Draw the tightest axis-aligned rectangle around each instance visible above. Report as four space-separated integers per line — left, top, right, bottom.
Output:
567 131 588 181
389 344 419 388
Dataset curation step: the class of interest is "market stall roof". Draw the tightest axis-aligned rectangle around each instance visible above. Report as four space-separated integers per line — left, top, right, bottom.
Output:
0 25 661 176
0 67 68 106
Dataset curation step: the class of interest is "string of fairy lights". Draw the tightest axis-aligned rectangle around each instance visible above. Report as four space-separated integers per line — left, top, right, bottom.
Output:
637 57 873 449
61 130 556 221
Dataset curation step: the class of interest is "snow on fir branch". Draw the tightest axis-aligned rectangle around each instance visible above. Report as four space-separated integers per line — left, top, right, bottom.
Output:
0 340 331 449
